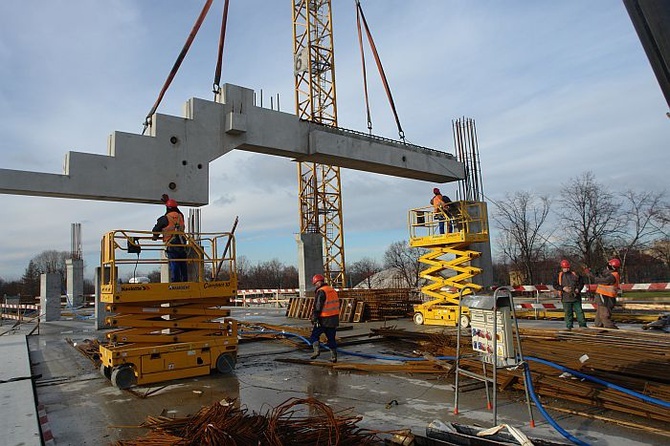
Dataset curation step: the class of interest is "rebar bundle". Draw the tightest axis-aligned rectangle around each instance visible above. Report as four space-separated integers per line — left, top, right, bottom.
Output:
114 397 382 446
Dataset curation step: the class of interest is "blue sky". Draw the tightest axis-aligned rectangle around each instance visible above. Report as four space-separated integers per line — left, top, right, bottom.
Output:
0 1 668 281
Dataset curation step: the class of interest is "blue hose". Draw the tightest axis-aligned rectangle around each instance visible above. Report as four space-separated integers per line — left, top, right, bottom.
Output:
522 363 590 446
526 356 670 409
239 329 312 347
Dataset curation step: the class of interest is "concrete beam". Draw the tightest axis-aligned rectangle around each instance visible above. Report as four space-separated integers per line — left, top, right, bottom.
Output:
0 83 464 206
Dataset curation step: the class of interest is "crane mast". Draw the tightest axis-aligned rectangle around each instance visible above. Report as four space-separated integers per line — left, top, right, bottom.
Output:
292 0 346 287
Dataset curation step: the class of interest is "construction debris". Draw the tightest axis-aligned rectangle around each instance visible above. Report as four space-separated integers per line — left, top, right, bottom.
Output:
287 288 419 322
421 326 670 429
643 313 670 332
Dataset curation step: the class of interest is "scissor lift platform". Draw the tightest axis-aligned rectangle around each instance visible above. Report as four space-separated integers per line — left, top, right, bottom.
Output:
98 229 238 389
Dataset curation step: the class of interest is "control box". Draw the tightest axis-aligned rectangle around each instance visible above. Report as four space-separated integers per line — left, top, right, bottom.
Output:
462 293 518 367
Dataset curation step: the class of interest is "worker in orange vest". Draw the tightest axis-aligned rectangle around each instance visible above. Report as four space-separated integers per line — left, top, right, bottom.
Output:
308 274 340 363
553 260 587 330
431 187 451 234
590 258 621 329
152 199 188 282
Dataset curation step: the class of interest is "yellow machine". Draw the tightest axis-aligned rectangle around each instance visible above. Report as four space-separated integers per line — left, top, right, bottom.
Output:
408 201 490 327
98 229 238 389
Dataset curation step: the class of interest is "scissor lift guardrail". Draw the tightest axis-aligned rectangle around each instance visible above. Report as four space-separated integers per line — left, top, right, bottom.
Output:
98 229 238 389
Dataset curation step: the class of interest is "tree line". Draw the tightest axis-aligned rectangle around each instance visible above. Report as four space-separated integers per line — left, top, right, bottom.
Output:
0 242 424 298
491 171 670 285
2 171 668 298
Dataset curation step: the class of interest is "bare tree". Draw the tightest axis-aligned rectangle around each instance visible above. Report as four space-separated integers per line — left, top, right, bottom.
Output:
249 259 285 289
383 241 425 288
30 250 69 291
614 190 667 279
557 172 622 270
493 191 552 284
348 257 382 288
649 238 670 271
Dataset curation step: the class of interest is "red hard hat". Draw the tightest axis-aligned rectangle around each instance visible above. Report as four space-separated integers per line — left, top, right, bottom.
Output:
312 274 325 285
166 199 178 208
433 188 440 194
608 258 621 269
560 260 570 268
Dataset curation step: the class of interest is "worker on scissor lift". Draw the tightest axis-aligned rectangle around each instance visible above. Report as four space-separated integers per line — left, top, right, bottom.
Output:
152 198 188 282
430 187 452 234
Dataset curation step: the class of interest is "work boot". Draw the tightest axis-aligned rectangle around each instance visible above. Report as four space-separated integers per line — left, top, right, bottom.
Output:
310 342 320 360
330 350 338 363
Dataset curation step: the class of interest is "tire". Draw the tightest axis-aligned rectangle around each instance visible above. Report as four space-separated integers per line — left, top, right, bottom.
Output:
100 363 112 380
216 353 236 374
459 313 471 328
111 365 136 390
413 312 425 325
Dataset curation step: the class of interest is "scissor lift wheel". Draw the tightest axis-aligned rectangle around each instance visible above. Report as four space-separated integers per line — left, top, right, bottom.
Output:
459 313 471 328
111 365 137 390
413 312 425 325
99 364 112 380
216 353 236 374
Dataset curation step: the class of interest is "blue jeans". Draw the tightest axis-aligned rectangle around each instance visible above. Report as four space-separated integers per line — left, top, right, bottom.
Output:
309 325 337 350
167 249 187 282
436 217 446 234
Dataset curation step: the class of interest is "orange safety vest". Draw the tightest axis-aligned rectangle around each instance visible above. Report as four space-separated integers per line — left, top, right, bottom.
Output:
432 195 446 213
595 271 620 298
318 285 340 317
163 211 185 243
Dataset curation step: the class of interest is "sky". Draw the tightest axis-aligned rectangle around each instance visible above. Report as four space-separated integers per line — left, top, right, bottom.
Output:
0 1 668 281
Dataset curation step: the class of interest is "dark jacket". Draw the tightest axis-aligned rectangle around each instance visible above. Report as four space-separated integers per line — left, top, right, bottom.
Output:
313 284 339 328
553 270 584 303
593 268 616 286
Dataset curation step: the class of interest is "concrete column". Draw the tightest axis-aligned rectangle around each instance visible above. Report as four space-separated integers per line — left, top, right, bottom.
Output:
66 258 84 307
296 233 324 297
40 273 61 322
94 267 110 330
472 240 493 290
160 250 170 283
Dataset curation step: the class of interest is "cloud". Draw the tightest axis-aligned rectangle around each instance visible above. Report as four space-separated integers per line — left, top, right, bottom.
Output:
0 1 668 281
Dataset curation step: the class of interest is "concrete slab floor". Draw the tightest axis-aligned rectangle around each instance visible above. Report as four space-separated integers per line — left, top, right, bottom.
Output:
23 308 668 445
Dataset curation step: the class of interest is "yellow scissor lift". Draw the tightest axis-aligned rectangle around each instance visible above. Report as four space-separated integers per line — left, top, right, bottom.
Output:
408 201 490 327
98 229 238 389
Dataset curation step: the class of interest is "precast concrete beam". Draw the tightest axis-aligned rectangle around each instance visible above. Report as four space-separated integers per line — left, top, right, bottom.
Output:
0 83 464 206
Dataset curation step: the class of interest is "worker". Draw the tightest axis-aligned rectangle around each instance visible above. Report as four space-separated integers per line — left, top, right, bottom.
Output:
431 188 451 234
553 260 587 330
152 199 188 282
590 258 621 329
308 274 340 363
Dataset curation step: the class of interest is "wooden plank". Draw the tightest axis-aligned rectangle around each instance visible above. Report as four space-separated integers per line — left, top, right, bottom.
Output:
353 301 365 322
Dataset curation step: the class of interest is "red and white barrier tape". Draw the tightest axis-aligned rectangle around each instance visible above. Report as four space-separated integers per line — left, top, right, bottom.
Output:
38 404 55 446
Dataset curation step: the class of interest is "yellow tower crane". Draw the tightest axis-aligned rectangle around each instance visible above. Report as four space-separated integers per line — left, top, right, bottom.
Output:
292 0 346 287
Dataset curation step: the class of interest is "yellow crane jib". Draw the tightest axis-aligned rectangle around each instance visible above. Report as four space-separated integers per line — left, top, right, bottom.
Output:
408 201 489 327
